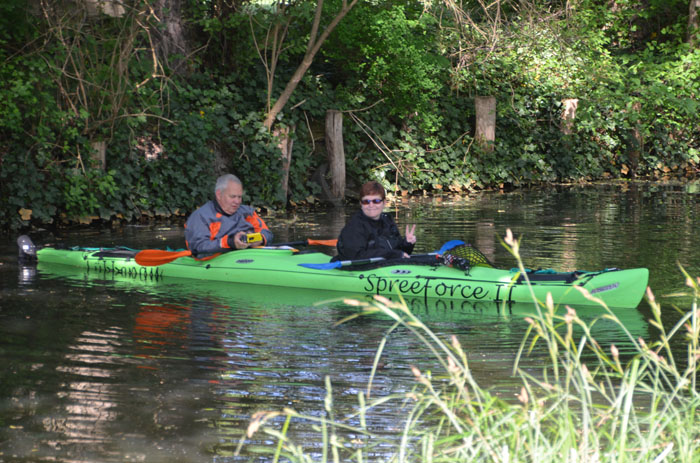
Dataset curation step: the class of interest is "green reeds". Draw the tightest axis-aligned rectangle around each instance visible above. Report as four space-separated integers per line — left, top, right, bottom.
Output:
235 230 700 462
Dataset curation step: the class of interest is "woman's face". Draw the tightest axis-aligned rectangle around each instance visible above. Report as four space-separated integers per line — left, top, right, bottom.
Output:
360 194 384 220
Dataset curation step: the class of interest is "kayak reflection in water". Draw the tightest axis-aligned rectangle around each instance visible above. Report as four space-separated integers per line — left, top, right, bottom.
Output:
333 181 416 262
184 173 273 257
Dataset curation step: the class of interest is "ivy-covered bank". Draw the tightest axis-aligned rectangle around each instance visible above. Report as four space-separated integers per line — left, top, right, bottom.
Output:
1 0 698 231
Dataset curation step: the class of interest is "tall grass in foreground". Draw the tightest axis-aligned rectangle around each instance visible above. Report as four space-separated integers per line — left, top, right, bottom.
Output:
234 231 700 462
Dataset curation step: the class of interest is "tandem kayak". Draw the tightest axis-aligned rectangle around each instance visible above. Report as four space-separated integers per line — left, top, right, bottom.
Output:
28 240 649 309
30 256 652 343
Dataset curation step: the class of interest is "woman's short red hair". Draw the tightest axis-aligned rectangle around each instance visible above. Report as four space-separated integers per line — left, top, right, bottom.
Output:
359 181 385 199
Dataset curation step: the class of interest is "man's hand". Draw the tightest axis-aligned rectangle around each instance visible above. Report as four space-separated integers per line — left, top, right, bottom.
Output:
232 231 249 249
247 237 263 247
232 231 264 249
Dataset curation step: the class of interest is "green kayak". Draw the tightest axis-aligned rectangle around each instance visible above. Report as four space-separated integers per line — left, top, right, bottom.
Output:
33 244 649 309
33 255 651 343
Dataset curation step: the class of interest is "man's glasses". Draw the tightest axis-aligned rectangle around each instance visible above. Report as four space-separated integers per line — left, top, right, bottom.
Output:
360 198 384 205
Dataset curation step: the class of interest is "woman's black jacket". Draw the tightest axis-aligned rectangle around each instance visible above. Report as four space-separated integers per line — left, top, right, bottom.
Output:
333 211 414 261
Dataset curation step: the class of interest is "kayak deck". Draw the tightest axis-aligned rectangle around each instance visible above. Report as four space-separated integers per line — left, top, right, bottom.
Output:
35 246 649 309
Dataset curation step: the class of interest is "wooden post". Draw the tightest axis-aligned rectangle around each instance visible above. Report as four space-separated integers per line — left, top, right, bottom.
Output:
274 126 294 203
561 98 578 135
475 96 496 151
90 140 106 170
325 109 346 204
628 101 642 176
475 221 496 264
83 0 125 17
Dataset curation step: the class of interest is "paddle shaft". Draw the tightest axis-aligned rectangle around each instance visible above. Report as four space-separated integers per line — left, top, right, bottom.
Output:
336 256 386 267
272 238 337 247
135 237 337 267
344 253 437 266
298 252 438 270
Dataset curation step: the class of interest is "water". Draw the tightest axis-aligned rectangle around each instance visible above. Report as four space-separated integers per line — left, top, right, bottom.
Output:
1 182 699 462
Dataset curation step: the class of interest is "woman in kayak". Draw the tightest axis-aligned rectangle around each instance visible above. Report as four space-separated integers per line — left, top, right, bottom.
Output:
333 181 416 261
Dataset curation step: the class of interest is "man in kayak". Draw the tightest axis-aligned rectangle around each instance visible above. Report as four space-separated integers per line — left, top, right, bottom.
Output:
185 174 273 256
333 181 416 261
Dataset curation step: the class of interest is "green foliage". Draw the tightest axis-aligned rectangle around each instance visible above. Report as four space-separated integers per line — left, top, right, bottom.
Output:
0 0 37 44
325 2 449 133
574 0 690 52
1 0 698 231
0 45 91 227
439 0 699 186
63 168 118 219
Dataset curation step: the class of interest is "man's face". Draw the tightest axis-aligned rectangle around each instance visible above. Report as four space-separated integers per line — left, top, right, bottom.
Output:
216 181 243 215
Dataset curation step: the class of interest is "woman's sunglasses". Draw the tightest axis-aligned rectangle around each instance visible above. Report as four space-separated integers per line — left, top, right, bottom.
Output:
360 198 384 205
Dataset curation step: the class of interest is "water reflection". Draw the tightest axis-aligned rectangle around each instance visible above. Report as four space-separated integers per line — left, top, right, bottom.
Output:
11 257 648 460
18 265 37 286
34 257 649 340
4 183 700 461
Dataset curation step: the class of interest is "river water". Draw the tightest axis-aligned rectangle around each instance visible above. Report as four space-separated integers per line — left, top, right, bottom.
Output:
1 182 699 462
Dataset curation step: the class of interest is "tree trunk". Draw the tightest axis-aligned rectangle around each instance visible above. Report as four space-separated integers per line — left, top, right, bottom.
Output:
475 96 496 152
690 0 700 46
325 110 345 204
153 0 189 74
561 98 578 135
263 0 359 130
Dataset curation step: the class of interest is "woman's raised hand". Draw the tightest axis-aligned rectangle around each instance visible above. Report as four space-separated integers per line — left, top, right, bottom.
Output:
405 224 417 244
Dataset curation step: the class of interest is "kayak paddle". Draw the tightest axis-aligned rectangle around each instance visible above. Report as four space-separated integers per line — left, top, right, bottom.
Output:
436 239 465 255
134 238 337 267
274 238 337 247
296 240 472 271
298 252 439 270
298 256 386 270
135 249 192 266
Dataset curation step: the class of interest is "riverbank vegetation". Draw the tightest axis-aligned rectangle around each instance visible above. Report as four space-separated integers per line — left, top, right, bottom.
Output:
233 231 700 462
1 1 698 230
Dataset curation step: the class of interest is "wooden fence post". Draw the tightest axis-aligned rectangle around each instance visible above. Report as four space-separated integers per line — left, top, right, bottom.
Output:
561 98 579 135
475 96 496 151
84 0 125 17
325 109 346 204
628 101 642 176
90 140 106 170
274 126 294 203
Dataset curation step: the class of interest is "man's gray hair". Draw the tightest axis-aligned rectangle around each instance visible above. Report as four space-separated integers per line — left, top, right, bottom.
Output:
215 173 242 194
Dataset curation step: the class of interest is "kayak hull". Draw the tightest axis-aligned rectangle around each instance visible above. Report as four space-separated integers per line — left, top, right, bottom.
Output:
35 247 649 308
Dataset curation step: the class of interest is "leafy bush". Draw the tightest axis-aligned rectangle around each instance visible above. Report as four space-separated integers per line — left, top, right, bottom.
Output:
1 0 698 231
